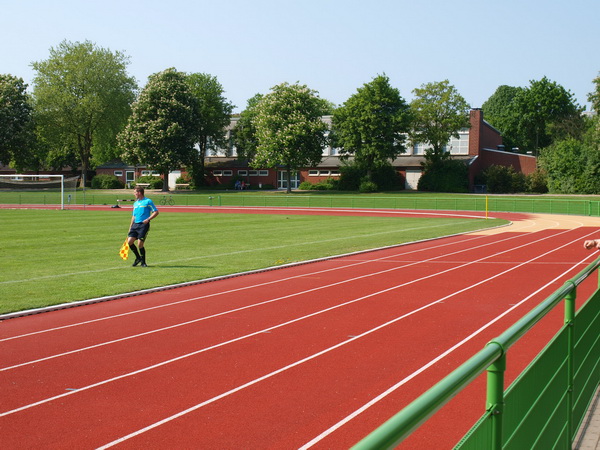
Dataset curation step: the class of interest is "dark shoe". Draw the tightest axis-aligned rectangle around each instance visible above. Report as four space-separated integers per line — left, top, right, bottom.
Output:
141 261 147 267
132 258 141 267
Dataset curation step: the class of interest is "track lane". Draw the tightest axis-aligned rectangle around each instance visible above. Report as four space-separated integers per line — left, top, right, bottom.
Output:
1 213 600 448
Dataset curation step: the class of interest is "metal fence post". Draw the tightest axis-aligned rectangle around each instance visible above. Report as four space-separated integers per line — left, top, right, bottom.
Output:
565 286 576 442
486 350 506 450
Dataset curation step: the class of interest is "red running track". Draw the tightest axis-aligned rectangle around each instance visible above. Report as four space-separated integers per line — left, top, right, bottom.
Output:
1 209 600 449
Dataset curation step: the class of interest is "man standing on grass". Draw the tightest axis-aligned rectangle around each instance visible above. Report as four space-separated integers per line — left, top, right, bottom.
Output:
128 186 159 267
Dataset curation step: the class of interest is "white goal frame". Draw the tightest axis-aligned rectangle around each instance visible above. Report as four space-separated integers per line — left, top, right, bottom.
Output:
0 174 76 210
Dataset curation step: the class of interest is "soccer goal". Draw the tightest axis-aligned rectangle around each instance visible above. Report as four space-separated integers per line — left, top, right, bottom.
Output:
0 175 79 209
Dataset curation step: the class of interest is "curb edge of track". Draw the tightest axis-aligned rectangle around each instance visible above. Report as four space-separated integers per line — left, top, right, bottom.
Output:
0 221 511 321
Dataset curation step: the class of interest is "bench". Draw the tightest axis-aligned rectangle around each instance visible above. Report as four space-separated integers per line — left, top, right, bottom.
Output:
135 183 150 188
175 183 190 190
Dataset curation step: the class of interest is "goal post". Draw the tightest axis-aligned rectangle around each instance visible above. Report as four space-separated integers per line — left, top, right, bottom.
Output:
0 174 79 209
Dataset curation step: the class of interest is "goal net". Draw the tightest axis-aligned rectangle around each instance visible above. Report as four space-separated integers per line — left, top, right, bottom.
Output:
0 175 79 209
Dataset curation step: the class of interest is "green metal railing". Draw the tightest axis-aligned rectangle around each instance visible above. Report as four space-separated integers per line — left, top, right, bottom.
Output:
3 192 600 216
353 257 600 449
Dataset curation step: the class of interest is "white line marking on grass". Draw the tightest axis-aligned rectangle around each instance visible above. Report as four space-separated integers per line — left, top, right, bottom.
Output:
298 252 597 449
96 236 592 449
0 218 546 364
0 219 495 285
0 224 550 370
0 226 582 419
2 220 526 341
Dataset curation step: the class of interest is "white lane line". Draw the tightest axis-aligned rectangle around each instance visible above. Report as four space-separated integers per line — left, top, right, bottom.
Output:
0 220 561 369
96 235 592 449
1 219 535 342
298 252 597 449
0 227 582 418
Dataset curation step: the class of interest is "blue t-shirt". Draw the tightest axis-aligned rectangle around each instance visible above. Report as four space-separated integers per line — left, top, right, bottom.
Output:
132 198 158 223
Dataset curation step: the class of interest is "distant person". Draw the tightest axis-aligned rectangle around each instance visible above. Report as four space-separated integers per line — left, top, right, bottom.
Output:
127 186 159 267
584 239 600 251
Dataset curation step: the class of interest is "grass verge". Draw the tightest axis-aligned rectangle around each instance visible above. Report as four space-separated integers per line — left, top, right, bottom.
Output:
0 209 507 314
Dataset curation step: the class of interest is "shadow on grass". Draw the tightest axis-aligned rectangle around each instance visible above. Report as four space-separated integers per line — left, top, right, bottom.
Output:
149 264 209 269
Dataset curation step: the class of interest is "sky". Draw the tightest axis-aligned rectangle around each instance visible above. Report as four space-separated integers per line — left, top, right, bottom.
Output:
2 0 598 113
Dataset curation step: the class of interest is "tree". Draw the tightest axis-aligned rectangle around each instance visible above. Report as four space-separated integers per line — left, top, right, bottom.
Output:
233 93 263 161
539 138 600 194
410 80 471 162
332 74 411 183
481 85 523 150
118 68 200 191
31 40 137 186
510 77 582 155
0 74 36 170
253 82 329 193
186 73 234 186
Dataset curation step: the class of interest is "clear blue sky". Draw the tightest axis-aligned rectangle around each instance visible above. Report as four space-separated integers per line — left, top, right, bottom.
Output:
2 0 598 113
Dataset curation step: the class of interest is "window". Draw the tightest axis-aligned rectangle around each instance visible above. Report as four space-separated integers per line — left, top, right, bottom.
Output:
141 170 160 176
249 170 259 176
213 170 223 177
238 170 248 176
223 170 233 176
114 171 123 177
448 131 469 155
308 170 319 176
258 170 269 176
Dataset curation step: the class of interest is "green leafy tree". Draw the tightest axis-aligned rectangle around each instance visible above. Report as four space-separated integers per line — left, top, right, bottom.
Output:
118 68 200 192
481 85 523 150
539 129 600 194
31 40 137 186
418 159 469 193
233 93 263 161
186 73 234 186
0 74 36 170
410 80 471 162
253 82 329 193
510 77 582 155
332 74 411 183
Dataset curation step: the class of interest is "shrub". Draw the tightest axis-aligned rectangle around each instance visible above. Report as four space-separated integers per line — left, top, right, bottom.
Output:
371 165 402 191
527 169 549 194
418 159 469 192
482 165 531 194
91 174 124 189
299 181 314 190
359 180 378 193
337 163 400 192
337 165 362 191
175 174 194 189
299 178 337 191
135 176 163 190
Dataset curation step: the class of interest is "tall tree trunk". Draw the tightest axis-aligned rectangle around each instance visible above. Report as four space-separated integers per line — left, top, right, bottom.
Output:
162 170 170 192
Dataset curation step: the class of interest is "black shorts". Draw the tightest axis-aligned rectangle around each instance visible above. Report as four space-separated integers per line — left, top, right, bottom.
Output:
128 222 150 241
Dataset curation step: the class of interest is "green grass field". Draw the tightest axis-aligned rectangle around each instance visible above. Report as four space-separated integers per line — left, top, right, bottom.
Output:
0 208 507 314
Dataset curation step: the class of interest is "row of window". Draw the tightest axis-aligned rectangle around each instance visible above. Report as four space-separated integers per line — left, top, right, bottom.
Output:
212 169 270 177
113 170 160 177
209 130 471 158
412 132 470 155
307 170 340 177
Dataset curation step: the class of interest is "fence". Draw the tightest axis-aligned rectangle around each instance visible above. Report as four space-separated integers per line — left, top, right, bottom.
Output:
2 192 600 216
352 257 600 449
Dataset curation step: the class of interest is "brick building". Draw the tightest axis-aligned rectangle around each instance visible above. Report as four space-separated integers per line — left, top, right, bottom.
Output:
94 109 536 191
